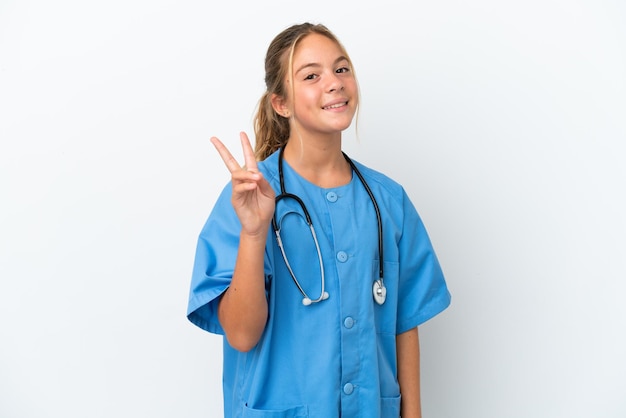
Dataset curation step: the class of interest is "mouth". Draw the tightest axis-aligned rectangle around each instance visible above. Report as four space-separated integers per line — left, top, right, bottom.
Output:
322 101 348 110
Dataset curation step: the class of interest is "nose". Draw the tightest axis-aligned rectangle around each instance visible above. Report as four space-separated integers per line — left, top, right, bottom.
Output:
327 72 344 93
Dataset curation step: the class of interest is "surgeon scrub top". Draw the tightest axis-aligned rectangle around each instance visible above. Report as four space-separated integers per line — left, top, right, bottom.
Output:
187 149 451 418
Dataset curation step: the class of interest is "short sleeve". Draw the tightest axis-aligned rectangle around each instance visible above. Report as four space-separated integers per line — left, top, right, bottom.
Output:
186 183 241 335
396 189 451 334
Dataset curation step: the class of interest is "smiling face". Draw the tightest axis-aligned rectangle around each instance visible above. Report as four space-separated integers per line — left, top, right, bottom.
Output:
278 33 359 141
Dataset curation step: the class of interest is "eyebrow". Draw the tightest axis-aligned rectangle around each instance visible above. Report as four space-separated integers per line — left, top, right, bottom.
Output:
294 55 349 75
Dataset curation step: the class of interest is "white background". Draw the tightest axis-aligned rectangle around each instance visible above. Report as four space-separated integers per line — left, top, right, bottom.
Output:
1 0 625 417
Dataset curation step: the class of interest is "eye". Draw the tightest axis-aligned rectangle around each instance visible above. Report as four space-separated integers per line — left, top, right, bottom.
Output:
336 66 351 74
304 73 318 80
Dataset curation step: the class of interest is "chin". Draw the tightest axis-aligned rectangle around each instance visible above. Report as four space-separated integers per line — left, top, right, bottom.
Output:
336 119 355 132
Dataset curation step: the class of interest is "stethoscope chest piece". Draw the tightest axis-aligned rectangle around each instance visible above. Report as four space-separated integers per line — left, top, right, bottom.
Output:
373 279 386 305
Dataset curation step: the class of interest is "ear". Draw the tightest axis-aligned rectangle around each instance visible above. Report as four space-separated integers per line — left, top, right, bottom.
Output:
270 93 290 118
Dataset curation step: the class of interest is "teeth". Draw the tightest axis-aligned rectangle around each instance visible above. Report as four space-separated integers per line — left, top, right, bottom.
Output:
324 102 346 109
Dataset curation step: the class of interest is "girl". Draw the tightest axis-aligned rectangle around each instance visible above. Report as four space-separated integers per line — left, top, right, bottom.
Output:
187 22 451 418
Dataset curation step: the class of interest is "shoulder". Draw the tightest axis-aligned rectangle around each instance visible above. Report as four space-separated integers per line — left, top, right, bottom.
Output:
349 157 407 203
257 149 280 186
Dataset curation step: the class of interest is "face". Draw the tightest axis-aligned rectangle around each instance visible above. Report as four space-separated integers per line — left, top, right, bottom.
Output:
281 33 358 139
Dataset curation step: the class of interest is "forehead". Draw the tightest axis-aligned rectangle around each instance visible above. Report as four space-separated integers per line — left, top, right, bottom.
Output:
293 33 344 63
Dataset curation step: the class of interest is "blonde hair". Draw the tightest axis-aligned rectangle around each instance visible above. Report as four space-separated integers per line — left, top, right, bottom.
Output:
253 23 358 160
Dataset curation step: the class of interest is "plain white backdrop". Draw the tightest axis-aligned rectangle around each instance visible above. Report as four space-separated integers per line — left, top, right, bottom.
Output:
1 0 625 417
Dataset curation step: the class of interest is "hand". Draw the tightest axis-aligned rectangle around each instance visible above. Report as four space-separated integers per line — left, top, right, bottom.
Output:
211 132 275 237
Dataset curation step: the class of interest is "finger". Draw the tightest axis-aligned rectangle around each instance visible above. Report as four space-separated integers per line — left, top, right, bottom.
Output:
231 169 262 183
211 136 241 173
256 175 276 199
231 181 259 194
239 132 259 172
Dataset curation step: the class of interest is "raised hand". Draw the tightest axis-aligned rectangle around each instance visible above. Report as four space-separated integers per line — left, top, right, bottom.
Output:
211 132 275 237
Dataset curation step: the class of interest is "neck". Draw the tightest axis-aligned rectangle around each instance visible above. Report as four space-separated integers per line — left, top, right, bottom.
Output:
282 133 351 188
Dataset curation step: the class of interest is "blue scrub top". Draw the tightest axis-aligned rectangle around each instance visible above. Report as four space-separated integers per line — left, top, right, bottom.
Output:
188 150 451 418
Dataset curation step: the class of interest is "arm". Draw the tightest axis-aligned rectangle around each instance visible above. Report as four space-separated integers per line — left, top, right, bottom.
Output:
217 229 269 352
211 133 275 352
397 327 421 418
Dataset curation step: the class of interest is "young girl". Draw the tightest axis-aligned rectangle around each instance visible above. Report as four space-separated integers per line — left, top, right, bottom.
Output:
187 22 451 418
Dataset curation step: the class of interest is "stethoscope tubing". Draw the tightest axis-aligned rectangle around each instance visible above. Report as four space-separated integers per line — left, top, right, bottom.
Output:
272 146 384 305
342 152 384 281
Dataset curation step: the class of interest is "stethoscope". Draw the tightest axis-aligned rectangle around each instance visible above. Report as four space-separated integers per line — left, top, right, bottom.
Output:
271 146 386 306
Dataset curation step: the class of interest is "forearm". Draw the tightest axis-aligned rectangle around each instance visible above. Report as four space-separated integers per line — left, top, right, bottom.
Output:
218 231 269 352
397 327 421 418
